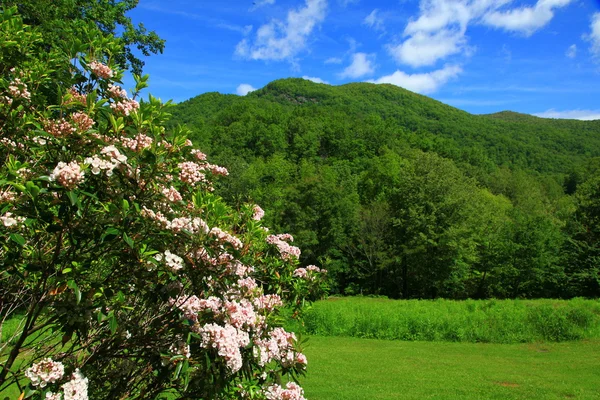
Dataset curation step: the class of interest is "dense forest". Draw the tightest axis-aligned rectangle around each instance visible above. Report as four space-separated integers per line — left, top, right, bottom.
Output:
168 78 600 299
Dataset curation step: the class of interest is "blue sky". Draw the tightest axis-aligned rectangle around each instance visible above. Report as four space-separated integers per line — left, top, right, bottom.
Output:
125 0 600 119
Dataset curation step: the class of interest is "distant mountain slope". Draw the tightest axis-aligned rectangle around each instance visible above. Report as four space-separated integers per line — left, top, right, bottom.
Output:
169 78 600 177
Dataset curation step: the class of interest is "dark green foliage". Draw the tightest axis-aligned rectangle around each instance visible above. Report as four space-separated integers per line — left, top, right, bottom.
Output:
169 78 600 299
1 0 165 74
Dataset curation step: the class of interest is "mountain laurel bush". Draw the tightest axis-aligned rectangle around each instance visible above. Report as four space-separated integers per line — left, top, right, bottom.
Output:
0 7 326 399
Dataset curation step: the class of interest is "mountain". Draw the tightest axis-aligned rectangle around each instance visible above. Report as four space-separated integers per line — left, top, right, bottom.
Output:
167 78 600 299
169 78 600 177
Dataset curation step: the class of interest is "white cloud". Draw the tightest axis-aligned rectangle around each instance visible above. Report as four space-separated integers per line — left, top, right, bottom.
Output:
302 75 329 84
388 29 466 67
236 84 257 96
387 0 572 68
482 0 573 36
253 0 276 8
364 9 385 32
339 53 376 78
235 0 327 62
566 44 577 58
369 65 462 94
325 57 343 64
586 13 600 58
339 0 359 7
533 109 600 120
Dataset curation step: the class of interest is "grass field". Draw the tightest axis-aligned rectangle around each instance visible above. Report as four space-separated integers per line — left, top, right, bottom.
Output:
301 297 600 343
300 336 600 400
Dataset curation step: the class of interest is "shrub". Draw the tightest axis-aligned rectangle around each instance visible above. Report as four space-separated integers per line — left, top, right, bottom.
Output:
0 7 326 399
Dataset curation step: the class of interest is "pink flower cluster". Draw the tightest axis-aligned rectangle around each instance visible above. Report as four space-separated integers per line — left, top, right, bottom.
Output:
110 98 139 116
121 133 153 152
141 207 210 235
210 227 243 250
107 84 127 98
266 234 301 260
178 162 206 186
24 358 65 388
254 294 283 312
61 368 88 400
71 112 94 132
0 189 16 203
8 78 31 100
84 145 128 177
44 118 76 137
224 299 257 329
89 61 113 79
252 205 265 221
67 87 86 105
155 250 184 271
0 137 24 149
1 212 26 228
198 323 250 373
50 161 84 190
228 261 254 277
161 185 183 202
293 265 326 280
254 328 303 368
203 163 229 176
265 382 306 400
191 149 207 160
237 277 258 292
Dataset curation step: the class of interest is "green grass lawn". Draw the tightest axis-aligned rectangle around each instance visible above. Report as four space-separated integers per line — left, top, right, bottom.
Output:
300 336 600 400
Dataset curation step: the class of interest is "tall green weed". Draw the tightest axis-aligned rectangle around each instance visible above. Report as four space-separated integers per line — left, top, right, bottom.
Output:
300 297 600 343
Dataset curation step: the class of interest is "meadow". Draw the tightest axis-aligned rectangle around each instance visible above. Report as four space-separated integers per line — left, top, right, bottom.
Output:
299 336 600 400
298 297 600 343
294 297 600 399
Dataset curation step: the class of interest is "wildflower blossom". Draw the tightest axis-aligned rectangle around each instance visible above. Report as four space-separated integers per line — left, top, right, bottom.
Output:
71 112 94 132
67 87 86 105
121 133 153 152
252 205 265 221
7 78 31 100
110 99 139 116
24 358 65 388
163 250 184 271
178 162 206 186
89 61 113 79
265 382 306 400
161 185 182 202
1 212 26 228
107 84 127 99
61 368 88 400
0 189 16 203
198 323 249 373
50 161 84 190
210 227 243 250
45 392 62 400
191 149 207 160
44 118 76 137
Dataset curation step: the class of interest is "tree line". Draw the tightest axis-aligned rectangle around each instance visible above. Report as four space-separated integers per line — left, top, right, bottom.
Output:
169 79 600 299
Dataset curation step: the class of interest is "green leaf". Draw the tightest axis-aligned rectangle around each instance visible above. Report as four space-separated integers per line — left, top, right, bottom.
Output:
123 232 134 249
67 280 81 304
62 268 72 274
9 233 25 246
102 227 120 242
108 311 117 334
66 191 78 206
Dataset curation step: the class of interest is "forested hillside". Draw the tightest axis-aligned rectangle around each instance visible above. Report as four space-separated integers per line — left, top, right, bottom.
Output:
169 78 600 299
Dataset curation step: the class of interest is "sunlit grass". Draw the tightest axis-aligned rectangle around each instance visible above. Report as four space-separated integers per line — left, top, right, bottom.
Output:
300 336 600 400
